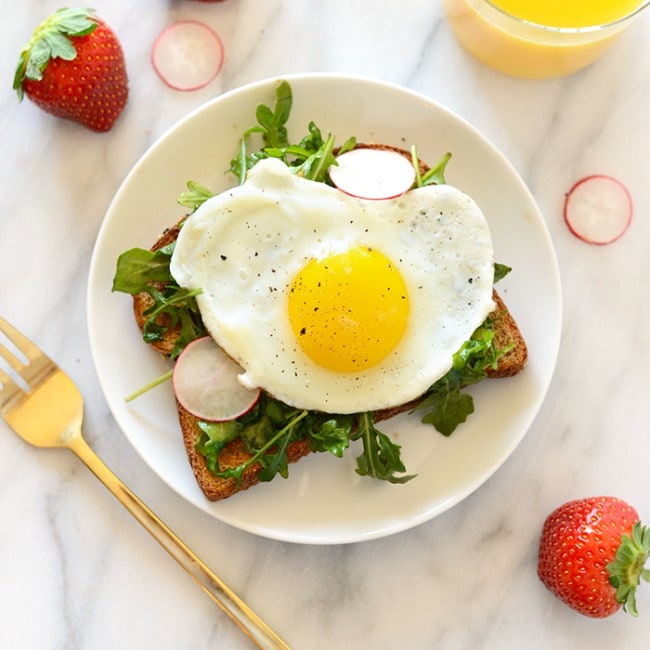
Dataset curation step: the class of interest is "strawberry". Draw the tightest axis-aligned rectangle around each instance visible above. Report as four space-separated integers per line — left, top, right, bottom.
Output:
13 8 128 132
537 496 650 618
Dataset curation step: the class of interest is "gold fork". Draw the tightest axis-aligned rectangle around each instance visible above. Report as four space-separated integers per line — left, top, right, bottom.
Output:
0 315 290 650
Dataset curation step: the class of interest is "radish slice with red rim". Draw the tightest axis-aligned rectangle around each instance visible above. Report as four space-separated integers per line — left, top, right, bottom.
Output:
328 148 416 200
564 175 632 245
173 336 260 421
152 20 224 92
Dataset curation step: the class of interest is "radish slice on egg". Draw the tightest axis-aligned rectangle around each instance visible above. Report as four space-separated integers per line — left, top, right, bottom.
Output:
173 336 260 421
563 175 632 245
328 148 416 200
152 21 224 91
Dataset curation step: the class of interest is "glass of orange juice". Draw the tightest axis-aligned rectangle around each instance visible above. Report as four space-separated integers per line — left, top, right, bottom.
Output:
444 0 650 79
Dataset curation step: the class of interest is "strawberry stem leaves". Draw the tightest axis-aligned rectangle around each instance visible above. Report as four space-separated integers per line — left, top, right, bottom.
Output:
14 7 98 99
607 521 650 616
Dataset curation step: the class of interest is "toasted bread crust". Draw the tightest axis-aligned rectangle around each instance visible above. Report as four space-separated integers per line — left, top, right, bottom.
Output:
486 291 528 378
133 144 528 500
132 221 185 356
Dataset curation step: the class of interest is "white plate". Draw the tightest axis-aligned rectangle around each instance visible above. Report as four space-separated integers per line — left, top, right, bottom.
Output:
87 73 562 545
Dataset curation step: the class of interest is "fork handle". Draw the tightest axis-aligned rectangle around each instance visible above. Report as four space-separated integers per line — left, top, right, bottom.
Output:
68 434 291 650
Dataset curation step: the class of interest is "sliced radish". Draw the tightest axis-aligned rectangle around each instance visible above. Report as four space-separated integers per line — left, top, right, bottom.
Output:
328 148 416 200
173 336 260 421
152 21 224 92
564 175 632 245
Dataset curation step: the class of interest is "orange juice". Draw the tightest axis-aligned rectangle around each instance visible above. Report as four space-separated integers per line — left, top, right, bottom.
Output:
444 0 648 78
491 1 644 28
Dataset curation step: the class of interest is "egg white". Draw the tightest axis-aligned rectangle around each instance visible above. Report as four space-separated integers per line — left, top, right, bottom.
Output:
170 158 495 414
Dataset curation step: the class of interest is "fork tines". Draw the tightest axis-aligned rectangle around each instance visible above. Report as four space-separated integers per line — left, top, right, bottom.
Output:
0 316 53 410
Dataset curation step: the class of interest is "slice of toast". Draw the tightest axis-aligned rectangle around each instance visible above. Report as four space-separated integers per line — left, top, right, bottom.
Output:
131 146 528 501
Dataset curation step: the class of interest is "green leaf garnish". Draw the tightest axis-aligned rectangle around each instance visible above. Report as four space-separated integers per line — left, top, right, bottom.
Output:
112 246 174 294
177 180 215 212
414 319 507 436
229 80 356 184
112 245 206 358
412 146 452 187
353 412 416 484
494 262 512 284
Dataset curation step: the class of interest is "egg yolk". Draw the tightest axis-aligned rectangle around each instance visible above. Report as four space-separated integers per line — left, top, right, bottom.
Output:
288 246 410 372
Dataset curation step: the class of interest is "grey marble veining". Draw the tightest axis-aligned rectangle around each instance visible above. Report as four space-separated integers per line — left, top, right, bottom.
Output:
2 1 650 649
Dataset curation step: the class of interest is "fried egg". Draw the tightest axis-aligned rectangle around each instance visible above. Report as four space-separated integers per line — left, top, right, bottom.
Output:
170 158 495 414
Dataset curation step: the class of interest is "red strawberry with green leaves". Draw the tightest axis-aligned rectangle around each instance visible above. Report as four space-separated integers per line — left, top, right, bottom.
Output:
13 8 128 132
537 496 650 618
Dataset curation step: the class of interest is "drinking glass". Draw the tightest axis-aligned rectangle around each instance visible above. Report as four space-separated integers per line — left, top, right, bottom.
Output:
444 0 650 79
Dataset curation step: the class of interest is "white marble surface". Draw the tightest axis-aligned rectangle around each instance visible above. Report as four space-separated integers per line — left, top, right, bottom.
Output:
2 1 650 648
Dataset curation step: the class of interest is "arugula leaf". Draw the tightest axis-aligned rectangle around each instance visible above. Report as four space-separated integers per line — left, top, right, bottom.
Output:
494 262 512 283
412 147 453 187
229 81 356 184
229 80 292 182
195 393 356 485
308 417 352 458
413 321 505 436
211 407 309 485
420 151 452 186
177 180 215 212
353 413 416 484
196 420 243 475
112 245 206 358
113 246 174 293
418 376 475 436
257 429 292 481
257 79 292 148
